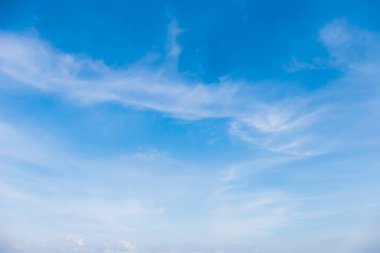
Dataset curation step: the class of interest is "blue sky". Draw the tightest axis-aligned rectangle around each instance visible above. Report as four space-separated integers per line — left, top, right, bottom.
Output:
1 1 380 253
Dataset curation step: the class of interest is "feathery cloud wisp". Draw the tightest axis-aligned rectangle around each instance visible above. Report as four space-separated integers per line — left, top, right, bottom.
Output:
0 26 326 156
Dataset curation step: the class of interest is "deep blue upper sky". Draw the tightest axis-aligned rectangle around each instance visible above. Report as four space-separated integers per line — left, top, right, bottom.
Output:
3 0 380 84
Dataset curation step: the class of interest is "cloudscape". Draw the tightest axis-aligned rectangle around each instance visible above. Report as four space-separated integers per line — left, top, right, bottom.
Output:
1 1 380 253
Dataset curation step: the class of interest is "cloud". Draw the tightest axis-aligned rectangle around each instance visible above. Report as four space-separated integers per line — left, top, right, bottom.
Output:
66 235 85 248
206 191 293 240
0 20 378 159
228 103 329 156
0 30 238 120
0 24 327 156
285 56 327 73
166 19 183 67
0 22 374 161
319 18 380 78
317 19 380 145
0 117 304 251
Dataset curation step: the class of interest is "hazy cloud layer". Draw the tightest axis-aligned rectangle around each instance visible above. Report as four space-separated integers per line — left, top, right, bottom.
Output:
0 18 380 253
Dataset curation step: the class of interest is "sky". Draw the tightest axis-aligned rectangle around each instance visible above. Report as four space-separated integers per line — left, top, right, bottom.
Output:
0 0 380 252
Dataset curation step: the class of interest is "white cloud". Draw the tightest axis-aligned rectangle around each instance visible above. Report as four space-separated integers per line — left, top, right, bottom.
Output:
166 19 183 66
11 21 371 161
0 117 314 251
0 26 327 156
66 235 85 248
0 20 378 159
206 191 293 240
319 18 380 77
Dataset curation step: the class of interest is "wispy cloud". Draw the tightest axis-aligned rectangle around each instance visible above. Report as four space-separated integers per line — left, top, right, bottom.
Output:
0 117 294 252
165 19 183 68
285 56 328 73
0 22 328 156
319 18 380 78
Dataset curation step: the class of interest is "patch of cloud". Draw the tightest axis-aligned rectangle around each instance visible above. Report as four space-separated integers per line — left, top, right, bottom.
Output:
319 18 380 77
0 118 213 248
66 235 85 249
316 19 380 148
1 19 379 158
0 21 331 156
285 56 328 73
219 155 298 186
205 191 293 241
228 104 328 156
0 117 314 251
166 19 183 67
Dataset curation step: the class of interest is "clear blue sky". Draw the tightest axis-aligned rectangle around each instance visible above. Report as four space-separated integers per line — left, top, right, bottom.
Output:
1 1 380 253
